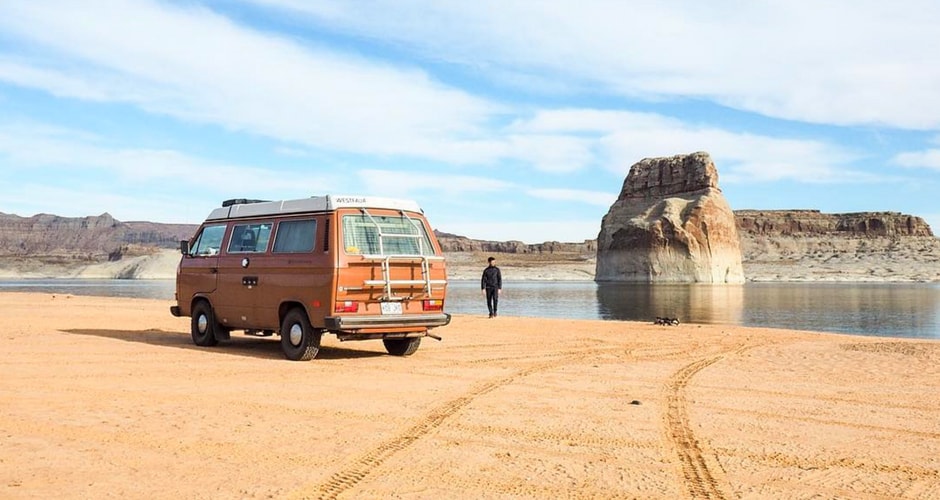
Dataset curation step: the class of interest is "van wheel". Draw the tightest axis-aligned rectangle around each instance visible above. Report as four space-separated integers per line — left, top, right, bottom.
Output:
280 308 321 361
191 301 219 347
383 337 421 356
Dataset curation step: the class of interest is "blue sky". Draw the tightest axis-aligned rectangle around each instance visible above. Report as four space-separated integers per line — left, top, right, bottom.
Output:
1 1 939 243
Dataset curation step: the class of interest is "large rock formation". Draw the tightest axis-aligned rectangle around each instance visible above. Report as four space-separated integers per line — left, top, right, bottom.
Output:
595 152 745 283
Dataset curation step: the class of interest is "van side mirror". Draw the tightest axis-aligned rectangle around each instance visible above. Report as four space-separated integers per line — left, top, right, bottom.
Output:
180 240 190 255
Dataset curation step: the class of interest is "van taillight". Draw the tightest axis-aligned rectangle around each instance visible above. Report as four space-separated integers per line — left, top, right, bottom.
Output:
335 301 359 313
422 299 443 311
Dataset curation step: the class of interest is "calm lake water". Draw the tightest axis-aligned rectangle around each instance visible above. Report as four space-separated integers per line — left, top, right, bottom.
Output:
444 281 940 339
2 279 938 339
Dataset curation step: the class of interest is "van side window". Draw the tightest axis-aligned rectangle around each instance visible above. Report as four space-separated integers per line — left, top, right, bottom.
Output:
273 219 317 253
190 224 226 256
228 222 272 253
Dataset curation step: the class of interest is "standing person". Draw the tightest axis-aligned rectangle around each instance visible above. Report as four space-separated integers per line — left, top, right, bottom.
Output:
481 256 502 318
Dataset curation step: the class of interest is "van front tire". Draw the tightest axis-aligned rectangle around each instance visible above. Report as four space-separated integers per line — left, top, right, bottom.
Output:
281 308 321 361
383 337 421 356
191 301 220 347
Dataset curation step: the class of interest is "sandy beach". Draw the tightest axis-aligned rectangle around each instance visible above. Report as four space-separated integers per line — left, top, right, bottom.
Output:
1 293 938 499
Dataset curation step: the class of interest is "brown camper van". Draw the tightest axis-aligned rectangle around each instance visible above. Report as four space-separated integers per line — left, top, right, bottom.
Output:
170 195 450 361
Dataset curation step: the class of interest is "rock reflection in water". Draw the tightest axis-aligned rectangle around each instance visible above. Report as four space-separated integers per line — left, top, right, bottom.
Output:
597 282 940 338
596 284 744 324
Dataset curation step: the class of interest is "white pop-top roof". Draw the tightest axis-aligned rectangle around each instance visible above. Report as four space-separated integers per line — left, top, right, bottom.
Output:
205 195 424 221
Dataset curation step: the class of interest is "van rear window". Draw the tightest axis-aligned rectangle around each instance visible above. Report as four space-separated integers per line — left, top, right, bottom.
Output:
273 219 317 253
229 223 272 253
343 214 433 256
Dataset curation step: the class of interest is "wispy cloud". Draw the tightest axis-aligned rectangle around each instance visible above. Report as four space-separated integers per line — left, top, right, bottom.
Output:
0 0 500 162
0 121 336 191
0 59 129 101
355 169 512 197
511 109 871 184
0 0 906 182
0 182 188 222
0 121 349 224
250 1 940 130
891 149 940 171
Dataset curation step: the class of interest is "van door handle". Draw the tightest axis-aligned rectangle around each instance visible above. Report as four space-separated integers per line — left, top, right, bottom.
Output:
209 268 218 274
242 276 258 286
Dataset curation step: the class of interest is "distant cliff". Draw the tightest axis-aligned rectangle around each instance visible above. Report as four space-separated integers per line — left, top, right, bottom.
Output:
0 212 197 259
435 231 596 255
0 212 196 276
734 210 940 281
736 210 933 238
434 231 597 280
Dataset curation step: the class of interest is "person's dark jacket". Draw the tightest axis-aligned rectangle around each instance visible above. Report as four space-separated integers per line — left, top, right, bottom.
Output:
481 266 502 290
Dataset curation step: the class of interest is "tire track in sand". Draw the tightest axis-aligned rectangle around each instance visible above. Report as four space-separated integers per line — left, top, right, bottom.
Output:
297 347 620 500
299 338 735 499
663 345 757 500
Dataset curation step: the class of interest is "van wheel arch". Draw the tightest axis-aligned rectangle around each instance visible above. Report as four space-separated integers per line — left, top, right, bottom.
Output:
278 301 309 325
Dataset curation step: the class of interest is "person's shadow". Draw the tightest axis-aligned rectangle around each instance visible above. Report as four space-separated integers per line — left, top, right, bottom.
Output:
60 328 387 360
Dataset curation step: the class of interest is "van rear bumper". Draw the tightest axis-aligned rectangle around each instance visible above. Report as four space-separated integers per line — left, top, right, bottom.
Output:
170 306 181 317
325 313 451 331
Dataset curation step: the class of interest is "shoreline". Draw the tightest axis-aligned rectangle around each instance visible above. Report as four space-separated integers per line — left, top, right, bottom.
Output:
2 293 938 498
2 270 939 284
0 283 937 341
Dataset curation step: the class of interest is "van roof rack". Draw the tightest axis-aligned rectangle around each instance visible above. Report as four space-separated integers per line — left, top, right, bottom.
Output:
221 199 269 207
206 195 424 221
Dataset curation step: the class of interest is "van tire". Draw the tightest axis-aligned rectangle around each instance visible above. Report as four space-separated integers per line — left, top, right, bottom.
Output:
383 337 421 356
191 301 220 347
281 308 320 361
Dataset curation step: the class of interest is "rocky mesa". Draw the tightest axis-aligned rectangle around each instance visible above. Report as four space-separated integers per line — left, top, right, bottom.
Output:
595 152 745 283
737 210 940 282
737 209 934 238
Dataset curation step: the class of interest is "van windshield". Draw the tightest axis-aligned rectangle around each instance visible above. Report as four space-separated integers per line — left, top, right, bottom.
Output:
343 213 434 256
190 224 226 256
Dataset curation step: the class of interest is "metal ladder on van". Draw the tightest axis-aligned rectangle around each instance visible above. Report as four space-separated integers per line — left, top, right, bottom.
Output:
358 209 446 301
